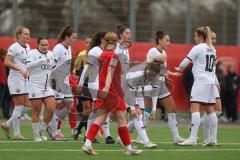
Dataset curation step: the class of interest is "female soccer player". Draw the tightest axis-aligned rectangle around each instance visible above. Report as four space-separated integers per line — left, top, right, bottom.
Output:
72 36 92 140
175 26 218 146
49 25 77 140
77 32 115 144
114 25 157 148
2 27 32 140
27 37 56 142
145 30 184 144
82 32 142 155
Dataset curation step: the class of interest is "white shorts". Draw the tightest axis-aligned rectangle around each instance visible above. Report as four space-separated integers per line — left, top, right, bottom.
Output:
214 85 220 99
88 82 99 101
8 74 28 95
190 84 217 104
151 83 170 99
135 97 145 109
28 87 54 100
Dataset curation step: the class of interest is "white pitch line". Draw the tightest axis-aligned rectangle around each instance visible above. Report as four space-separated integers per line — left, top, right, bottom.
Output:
0 141 240 145
0 148 240 152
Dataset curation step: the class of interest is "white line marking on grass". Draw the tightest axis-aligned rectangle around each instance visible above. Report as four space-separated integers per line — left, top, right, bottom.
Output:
1 141 240 145
0 148 240 152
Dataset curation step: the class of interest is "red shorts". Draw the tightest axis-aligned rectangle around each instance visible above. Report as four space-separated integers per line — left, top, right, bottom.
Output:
95 92 126 112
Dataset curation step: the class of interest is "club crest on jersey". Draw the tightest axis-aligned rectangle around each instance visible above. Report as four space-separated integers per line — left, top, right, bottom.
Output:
32 93 35 97
16 89 21 93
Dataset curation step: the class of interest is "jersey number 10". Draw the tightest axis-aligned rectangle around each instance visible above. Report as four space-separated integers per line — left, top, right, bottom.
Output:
205 54 215 72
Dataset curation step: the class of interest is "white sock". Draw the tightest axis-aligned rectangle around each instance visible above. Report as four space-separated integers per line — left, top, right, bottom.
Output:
203 114 210 142
215 111 222 118
189 112 201 141
134 114 150 144
40 122 48 131
200 112 206 124
21 107 31 116
32 122 40 137
143 111 150 127
208 112 218 143
6 117 12 127
56 107 69 120
126 144 132 151
103 116 111 138
168 113 180 142
85 139 92 147
50 112 58 135
152 96 158 111
127 120 135 132
12 105 23 136
86 112 96 134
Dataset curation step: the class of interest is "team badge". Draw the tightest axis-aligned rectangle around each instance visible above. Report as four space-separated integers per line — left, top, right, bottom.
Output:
16 89 21 93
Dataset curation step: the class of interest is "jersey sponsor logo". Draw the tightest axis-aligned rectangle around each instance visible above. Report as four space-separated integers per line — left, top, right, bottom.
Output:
66 59 71 65
22 58 27 64
41 64 52 70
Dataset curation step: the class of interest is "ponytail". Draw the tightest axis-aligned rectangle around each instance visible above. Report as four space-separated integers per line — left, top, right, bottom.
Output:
195 26 213 48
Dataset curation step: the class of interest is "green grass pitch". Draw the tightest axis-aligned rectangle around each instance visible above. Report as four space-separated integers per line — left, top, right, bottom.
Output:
0 122 239 160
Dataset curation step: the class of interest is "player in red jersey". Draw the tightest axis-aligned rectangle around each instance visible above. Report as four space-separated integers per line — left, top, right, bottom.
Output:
82 32 142 155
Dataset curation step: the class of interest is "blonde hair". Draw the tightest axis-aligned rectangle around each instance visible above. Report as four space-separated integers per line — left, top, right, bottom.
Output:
104 32 117 44
15 27 29 40
195 26 213 48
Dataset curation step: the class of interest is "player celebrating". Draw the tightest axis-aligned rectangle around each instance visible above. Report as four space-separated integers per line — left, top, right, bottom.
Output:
145 30 184 144
27 37 56 142
175 26 218 146
48 25 77 140
82 32 142 155
2 27 31 140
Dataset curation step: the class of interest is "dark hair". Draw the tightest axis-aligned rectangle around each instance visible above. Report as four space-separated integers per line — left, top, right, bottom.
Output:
87 32 106 52
37 37 48 45
0 48 7 57
155 30 168 45
117 25 130 39
57 25 75 43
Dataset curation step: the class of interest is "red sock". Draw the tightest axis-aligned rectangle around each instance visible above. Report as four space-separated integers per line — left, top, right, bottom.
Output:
57 120 62 130
86 123 100 142
68 102 77 129
118 126 131 146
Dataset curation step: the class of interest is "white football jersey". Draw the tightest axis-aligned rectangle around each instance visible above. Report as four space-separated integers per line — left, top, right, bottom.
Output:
52 43 72 82
86 46 103 84
115 43 130 74
126 63 159 88
146 47 167 64
187 43 217 84
7 42 31 76
27 49 55 90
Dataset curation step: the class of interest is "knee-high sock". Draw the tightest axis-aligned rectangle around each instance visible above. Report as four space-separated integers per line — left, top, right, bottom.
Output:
102 116 111 138
86 112 96 134
168 113 180 142
208 112 218 143
134 114 150 144
32 122 40 137
143 111 150 127
118 126 131 147
189 112 201 141
127 120 135 132
12 105 24 136
202 114 210 142
68 104 77 129
86 123 100 143
49 112 58 135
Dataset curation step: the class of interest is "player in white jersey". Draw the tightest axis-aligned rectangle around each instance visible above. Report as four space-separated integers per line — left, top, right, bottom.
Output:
201 31 222 145
2 27 31 140
78 32 115 143
175 26 218 146
26 37 56 142
114 25 156 148
48 25 77 140
145 31 184 144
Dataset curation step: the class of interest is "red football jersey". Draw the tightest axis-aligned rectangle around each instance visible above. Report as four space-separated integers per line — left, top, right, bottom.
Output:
96 50 126 111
